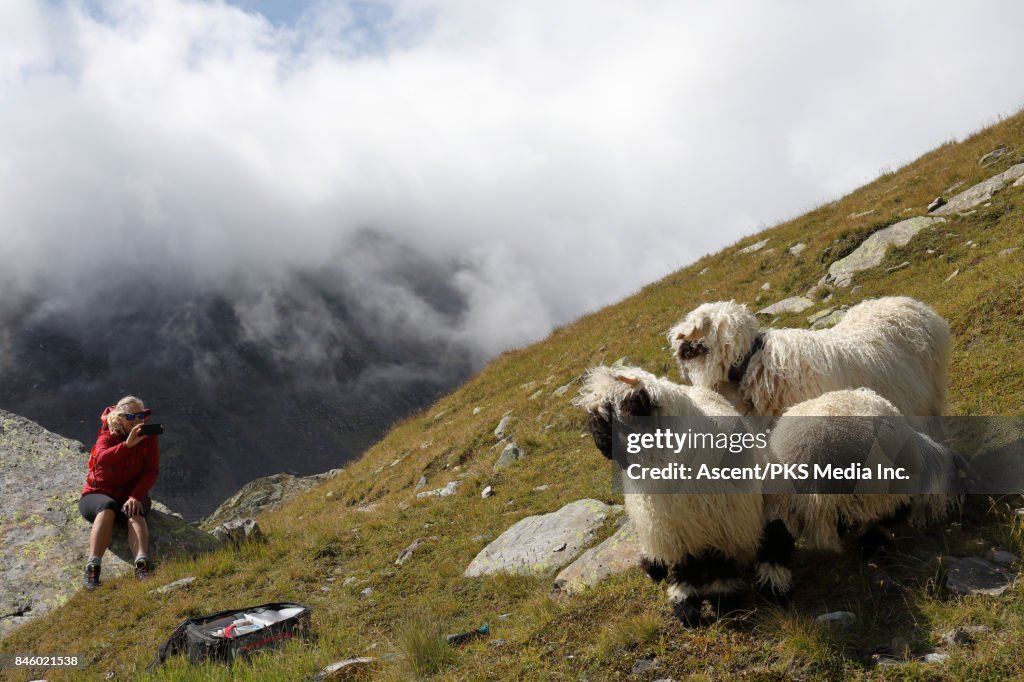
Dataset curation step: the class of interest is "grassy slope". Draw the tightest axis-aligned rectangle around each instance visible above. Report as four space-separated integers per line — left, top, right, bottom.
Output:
3 111 1024 681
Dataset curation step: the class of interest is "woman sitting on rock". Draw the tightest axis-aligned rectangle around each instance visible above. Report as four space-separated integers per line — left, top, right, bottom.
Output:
79 395 159 589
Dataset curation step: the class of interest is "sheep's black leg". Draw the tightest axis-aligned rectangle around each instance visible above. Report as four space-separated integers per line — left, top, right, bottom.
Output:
755 519 795 602
639 555 668 583
688 552 745 618
858 503 911 557
666 558 700 626
857 526 893 557
668 551 744 625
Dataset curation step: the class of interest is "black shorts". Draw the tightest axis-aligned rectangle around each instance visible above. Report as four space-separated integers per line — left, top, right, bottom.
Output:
79 493 152 523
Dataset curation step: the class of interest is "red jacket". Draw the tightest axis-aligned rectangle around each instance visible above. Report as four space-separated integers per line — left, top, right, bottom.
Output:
82 406 160 502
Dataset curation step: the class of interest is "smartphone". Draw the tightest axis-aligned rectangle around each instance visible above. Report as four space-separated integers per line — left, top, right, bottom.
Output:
139 423 164 436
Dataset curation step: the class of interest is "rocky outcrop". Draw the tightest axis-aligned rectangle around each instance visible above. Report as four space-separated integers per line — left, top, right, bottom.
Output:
0 409 216 637
200 470 340 531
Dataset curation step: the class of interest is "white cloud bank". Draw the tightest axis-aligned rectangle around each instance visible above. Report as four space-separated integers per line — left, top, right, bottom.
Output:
2 0 1024 362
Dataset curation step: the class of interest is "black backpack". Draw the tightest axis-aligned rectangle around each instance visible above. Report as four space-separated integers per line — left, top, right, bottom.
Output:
149 602 312 669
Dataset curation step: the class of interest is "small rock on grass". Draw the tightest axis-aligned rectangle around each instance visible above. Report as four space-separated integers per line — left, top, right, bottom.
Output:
815 611 855 627
494 414 513 439
944 556 1015 596
395 539 423 565
941 625 991 646
494 442 526 471
985 548 1019 566
151 576 196 595
631 656 659 675
313 657 375 680
416 481 461 499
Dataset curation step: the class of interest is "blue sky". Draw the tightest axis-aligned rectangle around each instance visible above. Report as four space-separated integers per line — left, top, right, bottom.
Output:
225 0 302 24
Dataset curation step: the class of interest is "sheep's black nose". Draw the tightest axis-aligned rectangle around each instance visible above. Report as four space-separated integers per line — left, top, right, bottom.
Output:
677 340 708 361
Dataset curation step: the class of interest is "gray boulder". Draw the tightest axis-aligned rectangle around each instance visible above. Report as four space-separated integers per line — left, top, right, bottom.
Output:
416 480 461 499
827 216 944 287
809 308 849 330
815 611 856 627
209 518 266 548
464 499 615 577
494 442 526 471
0 409 216 637
978 145 1009 167
494 413 513 440
757 296 815 315
944 556 1016 596
933 163 1024 215
552 518 641 596
737 239 769 255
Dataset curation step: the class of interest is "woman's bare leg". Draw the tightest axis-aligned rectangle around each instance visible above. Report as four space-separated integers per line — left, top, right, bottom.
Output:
89 509 115 558
127 516 149 559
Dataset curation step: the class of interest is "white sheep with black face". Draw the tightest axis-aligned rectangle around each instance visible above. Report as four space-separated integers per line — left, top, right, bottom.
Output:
667 297 951 418
755 388 962 595
575 365 770 624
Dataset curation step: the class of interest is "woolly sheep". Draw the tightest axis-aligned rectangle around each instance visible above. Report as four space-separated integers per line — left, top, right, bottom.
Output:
575 365 769 623
667 297 951 417
755 388 961 595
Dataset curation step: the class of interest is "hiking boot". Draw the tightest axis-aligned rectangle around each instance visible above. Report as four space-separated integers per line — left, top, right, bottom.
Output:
134 558 151 580
84 563 101 590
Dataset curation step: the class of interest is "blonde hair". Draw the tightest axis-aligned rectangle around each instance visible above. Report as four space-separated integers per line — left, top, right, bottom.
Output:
107 395 146 436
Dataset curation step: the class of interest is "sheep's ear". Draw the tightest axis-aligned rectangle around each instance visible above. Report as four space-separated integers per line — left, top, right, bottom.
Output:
680 315 710 341
615 374 641 387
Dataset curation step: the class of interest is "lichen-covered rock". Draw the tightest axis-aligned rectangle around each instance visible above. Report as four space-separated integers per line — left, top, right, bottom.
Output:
552 518 641 596
464 499 614 577
200 470 339 530
0 409 214 637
